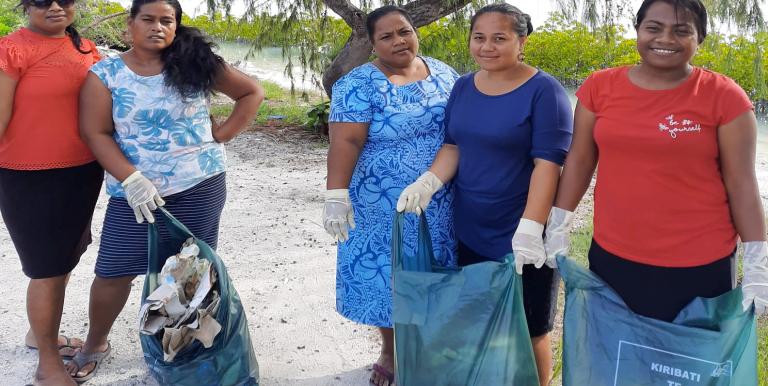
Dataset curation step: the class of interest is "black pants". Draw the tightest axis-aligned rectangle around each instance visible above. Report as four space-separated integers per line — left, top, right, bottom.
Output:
588 239 733 322
457 241 559 337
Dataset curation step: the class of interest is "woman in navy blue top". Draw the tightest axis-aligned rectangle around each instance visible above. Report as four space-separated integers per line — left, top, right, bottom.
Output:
396 4 573 385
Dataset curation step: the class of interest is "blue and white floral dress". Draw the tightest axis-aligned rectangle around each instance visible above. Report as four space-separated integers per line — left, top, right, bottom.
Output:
90 56 228 278
329 57 458 327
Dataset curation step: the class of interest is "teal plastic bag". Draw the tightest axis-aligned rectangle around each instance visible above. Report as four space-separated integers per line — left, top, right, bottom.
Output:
558 255 758 386
140 208 259 386
391 212 540 386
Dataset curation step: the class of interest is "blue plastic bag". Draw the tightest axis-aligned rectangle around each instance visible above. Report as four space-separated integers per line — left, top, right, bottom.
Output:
558 255 758 386
140 208 259 386
392 212 539 386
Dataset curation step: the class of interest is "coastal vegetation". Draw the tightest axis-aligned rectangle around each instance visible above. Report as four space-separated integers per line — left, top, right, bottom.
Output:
188 12 767 107
1 1 764 105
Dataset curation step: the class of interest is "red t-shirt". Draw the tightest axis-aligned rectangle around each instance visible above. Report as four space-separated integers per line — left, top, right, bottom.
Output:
576 66 753 267
0 28 101 170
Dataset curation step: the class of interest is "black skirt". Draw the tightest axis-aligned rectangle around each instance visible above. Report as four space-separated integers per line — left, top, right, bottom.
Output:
0 162 103 279
588 239 734 322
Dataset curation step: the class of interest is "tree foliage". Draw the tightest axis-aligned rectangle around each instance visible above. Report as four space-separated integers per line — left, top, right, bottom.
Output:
206 0 764 97
526 14 767 104
0 0 23 37
77 0 129 48
558 0 766 104
418 11 767 104
526 13 639 86
0 0 128 48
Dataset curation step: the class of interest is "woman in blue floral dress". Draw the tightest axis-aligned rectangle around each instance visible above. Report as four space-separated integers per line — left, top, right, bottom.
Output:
64 0 264 381
322 5 457 385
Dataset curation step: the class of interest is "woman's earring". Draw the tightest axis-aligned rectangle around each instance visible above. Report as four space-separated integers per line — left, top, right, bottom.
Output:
518 51 525 62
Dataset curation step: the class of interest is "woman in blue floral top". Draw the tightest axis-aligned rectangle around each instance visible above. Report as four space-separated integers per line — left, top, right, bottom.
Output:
64 0 263 381
322 5 458 385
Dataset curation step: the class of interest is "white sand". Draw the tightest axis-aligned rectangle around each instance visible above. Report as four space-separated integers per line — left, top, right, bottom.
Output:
0 129 378 385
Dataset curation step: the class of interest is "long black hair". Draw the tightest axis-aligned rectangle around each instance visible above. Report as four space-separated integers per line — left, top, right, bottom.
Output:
129 0 225 98
365 5 416 42
18 0 91 54
635 0 707 43
470 3 533 37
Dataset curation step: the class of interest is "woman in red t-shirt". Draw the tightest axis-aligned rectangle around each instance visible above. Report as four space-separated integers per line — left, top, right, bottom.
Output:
538 0 768 321
0 1 102 384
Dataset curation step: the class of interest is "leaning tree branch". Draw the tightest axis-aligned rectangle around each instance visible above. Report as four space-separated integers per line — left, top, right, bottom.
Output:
323 0 366 28
404 0 472 27
81 11 128 33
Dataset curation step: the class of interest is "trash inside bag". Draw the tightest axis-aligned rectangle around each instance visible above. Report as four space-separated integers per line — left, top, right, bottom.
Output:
140 208 259 386
139 238 223 362
558 255 758 386
391 212 539 386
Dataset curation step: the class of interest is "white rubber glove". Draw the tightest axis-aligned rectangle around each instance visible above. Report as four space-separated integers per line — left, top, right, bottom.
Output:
512 218 546 275
742 241 768 315
396 171 443 215
122 171 165 224
322 189 355 242
543 207 575 269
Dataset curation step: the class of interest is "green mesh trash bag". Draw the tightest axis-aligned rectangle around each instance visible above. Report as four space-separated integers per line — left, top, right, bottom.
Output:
391 212 540 386
558 255 758 386
140 208 259 386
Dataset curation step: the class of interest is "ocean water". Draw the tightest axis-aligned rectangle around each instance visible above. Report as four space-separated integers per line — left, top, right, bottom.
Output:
215 41 320 92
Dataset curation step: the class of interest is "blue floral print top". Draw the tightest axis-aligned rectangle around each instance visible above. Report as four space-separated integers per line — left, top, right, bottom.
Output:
329 56 458 327
90 56 226 197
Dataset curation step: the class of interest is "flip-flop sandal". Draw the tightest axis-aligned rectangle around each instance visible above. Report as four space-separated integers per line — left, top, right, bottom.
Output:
25 335 84 359
370 363 395 386
69 342 112 384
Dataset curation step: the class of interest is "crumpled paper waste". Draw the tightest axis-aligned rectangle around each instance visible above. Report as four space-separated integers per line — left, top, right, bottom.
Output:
139 238 222 361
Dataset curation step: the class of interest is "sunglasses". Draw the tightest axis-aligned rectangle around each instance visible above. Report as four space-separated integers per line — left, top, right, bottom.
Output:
28 0 75 8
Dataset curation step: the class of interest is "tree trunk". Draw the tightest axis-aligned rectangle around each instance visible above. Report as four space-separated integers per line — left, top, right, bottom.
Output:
321 30 371 97
321 0 472 96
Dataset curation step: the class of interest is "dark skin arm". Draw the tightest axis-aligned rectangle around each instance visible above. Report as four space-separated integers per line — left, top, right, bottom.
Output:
210 64 264 143
523 159 562 224
79 72 135 181
718 110 767 242
326 122 368 189
553 102 598 210
0 71 17 138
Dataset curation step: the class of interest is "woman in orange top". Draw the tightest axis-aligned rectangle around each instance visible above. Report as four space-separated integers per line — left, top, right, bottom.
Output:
536 0 768 322
0 1 102 384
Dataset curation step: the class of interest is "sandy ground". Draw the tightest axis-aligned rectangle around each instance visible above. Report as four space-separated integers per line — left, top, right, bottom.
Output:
0 128 379 385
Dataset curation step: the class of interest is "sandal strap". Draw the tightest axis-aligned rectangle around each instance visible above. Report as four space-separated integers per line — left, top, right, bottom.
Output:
70 343 111 368
60 335 71 348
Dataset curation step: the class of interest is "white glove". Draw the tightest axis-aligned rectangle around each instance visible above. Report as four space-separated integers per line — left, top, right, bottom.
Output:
512 218 546 275
543 207 575 269
122 171 165 224
322 189 355 242
396 171 443 215
742 241 768 315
